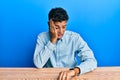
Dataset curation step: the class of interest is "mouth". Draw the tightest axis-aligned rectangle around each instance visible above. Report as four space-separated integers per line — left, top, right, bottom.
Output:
58 34 63 38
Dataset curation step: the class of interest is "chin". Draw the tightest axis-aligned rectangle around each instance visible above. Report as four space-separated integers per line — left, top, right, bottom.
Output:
57 38 61 39
58 37 62 39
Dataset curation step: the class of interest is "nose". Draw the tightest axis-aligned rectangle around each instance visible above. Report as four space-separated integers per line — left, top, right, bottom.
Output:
59 28 63 34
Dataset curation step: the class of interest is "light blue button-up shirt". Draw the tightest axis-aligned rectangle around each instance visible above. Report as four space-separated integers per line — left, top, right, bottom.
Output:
33 30 97 74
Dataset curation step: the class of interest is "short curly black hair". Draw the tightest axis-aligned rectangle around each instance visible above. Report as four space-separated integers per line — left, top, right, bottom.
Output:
48 7 69 22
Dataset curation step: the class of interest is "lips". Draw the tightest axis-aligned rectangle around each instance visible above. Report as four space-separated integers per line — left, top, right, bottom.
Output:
58 34 63 38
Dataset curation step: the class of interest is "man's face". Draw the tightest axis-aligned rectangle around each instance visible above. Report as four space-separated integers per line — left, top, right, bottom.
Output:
54 20 67 39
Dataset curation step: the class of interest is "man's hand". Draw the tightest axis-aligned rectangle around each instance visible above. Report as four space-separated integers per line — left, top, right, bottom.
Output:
49 19 58 44
58 70 75 80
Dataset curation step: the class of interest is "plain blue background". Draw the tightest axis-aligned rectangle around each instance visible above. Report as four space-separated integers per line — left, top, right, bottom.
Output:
0 0 120 67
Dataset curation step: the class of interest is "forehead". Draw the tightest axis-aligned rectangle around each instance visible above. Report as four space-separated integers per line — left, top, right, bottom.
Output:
54 21 67 26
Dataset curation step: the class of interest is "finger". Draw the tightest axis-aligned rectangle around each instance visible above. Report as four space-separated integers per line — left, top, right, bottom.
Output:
49 20 53 29
49 20 56 32
58 72 63 80
49 26 54 32
66 73 69 80
49 25 54 33
62 72 67 80
57 72 61 80
49 19 55 28
51 21 56 33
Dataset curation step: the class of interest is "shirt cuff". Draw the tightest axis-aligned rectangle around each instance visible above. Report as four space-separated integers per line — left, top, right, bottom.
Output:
76 65 85 75
76 65 96 75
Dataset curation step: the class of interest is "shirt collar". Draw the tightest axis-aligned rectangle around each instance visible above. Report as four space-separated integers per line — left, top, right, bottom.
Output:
60 31 66 42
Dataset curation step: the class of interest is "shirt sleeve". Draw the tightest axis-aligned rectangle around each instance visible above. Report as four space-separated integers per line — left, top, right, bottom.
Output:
75 34 97 75
33 35 55 68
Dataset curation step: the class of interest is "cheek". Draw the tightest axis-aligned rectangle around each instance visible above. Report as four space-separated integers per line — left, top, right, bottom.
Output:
63 29 66 33
56 29 59 33
56 28 66 34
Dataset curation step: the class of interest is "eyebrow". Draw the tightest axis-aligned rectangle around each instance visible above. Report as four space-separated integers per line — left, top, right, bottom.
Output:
55 24 67 27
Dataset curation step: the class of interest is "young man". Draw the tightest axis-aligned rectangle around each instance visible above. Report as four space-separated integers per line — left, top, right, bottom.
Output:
33 7 97 80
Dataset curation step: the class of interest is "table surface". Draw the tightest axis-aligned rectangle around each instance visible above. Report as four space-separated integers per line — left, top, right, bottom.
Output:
0 67 120 80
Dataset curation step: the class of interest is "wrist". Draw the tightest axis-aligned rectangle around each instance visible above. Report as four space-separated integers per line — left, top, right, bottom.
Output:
50 38 57 44
74 67 80 76
70 67 80 76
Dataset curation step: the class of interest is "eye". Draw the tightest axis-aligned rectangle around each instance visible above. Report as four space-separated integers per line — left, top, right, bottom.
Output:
56 28 58 29
55 26 59 29
62 26 66 29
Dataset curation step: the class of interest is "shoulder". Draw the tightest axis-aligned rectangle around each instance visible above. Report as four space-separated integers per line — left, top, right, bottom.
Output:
64 30 84 42
38 32 49 37
63 31 84 45
37 32 49 40
65 30 80 38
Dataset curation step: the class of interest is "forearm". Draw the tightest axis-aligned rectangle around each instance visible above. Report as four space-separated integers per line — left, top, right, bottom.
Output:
33 41 55 68
76 36 97 74
77 58 97 74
